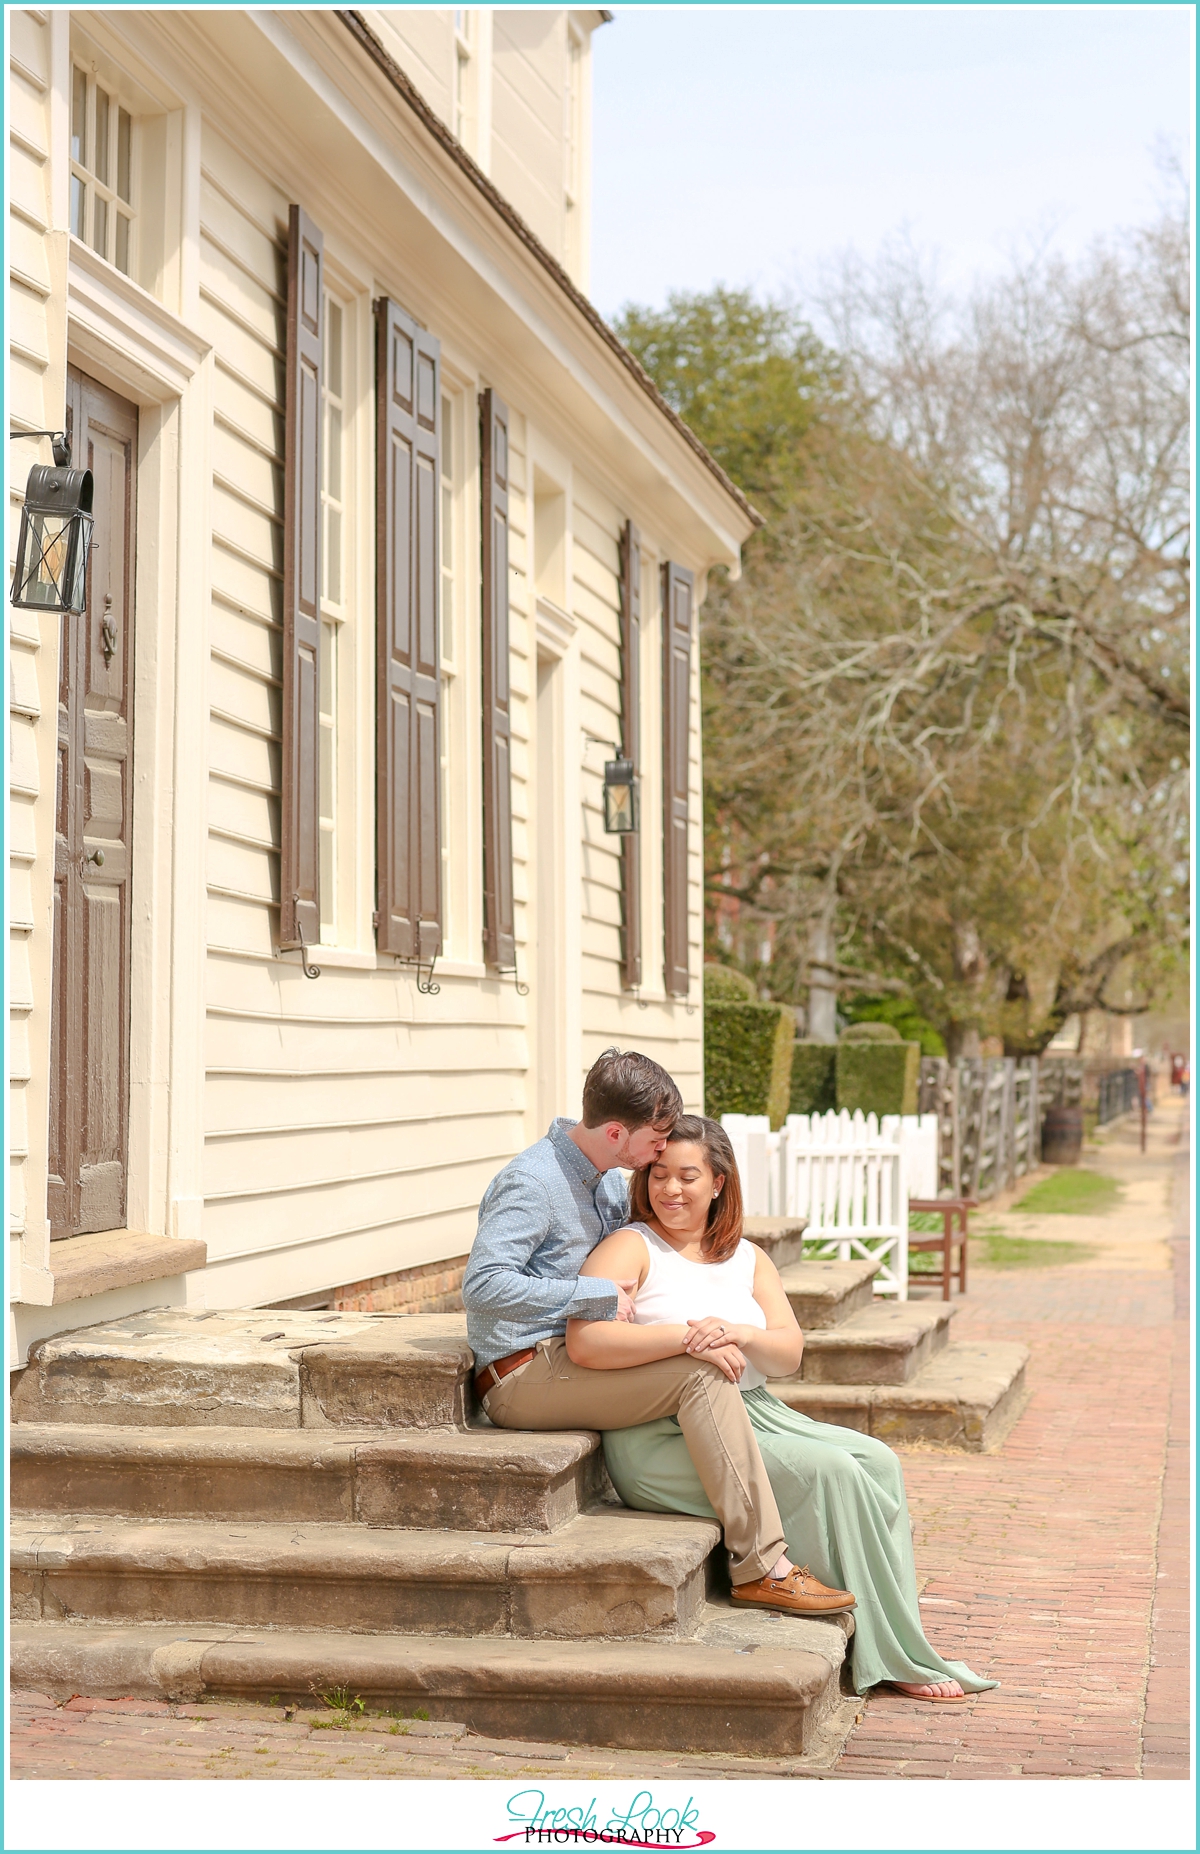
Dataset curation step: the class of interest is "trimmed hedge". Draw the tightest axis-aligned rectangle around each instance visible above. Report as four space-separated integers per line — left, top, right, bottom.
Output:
703 962 757 1003
835 1038 921 1117
705 1001 795 1129
789 1040 837 1115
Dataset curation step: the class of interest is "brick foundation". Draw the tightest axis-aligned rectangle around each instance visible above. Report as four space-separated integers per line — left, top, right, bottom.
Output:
264 1255 468 1316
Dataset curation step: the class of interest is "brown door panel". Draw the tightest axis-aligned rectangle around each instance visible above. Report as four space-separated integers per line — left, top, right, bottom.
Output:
50 367 136 1237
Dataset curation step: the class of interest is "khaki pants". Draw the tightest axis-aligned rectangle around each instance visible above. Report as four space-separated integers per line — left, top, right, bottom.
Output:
482 1337 786 1583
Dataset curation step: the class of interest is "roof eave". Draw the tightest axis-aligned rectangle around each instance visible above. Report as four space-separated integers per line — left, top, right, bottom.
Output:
336 9 764 534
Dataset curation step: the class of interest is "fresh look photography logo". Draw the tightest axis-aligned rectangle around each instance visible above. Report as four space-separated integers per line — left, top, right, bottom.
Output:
495 1789 715 1848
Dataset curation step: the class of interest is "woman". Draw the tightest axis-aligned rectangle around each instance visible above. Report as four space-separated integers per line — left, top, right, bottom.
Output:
566 1114 996 1702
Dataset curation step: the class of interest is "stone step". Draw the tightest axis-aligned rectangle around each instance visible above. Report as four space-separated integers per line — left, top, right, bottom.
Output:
795 1301 954 1385
10 1311 475 1431
9 1423 602 1533
11 1508 721 1642
8 1604 850 1757
767 1340 1031 1452
778 1258 880 1330
743 1217 810 1272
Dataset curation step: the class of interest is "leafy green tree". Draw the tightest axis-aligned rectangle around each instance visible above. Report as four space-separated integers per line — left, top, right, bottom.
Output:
615 287 835 514
621 209 1189 1054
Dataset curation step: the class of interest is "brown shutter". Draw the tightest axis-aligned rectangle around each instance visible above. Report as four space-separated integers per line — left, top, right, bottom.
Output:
619 520 642 988
662 559 694 998
280 205 323 952
480 387 515 970
375 298 443 961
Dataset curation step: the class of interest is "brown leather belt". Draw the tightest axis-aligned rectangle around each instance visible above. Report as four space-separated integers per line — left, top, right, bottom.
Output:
474 1347 536 1402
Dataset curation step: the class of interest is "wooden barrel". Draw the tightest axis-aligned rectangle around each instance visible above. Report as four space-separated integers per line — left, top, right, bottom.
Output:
1041 1104 1083 1165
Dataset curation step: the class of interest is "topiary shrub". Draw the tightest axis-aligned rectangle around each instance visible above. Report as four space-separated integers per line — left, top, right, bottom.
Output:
842 993 947 1056
705 1001 795 1129
703 962 757 1003
789 1040 837 1115
836 1036 920 1116
839 1020 902 1042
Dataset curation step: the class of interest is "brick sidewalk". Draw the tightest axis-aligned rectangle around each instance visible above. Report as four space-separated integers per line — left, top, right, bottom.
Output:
833 1120 1192 1780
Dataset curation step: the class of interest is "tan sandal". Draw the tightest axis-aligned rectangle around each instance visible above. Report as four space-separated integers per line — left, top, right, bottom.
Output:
883 1680 969 1703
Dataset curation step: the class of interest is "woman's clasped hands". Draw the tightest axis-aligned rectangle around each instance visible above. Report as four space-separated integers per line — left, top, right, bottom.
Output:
683 1313 749 1382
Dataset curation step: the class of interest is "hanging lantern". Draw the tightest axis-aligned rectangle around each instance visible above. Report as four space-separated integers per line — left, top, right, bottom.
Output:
10 437 94 615
602 757 638 833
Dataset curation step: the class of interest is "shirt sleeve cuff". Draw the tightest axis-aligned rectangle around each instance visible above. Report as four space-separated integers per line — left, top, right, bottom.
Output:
567 1279 619 1322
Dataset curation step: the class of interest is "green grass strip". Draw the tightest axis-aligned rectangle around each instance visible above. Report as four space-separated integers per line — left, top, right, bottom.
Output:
1013 1169 1121 1215
973 1229 1098 1268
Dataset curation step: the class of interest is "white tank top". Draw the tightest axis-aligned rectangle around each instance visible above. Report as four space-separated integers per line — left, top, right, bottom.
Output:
626 1222 768 1391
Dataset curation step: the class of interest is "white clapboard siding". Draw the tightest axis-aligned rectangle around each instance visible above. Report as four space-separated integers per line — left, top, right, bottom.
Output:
491 11 566 260
572 472 703 1110
8 8 53 1246
196 128 528 1305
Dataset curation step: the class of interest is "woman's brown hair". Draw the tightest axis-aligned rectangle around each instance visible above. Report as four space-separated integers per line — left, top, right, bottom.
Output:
628 1113 744 1263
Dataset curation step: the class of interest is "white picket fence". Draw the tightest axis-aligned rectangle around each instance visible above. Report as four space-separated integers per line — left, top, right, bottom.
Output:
722 1111 942 1300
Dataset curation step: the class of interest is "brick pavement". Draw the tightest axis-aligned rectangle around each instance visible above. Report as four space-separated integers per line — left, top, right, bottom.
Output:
833 1108 1192 1781
6 1692 855 1782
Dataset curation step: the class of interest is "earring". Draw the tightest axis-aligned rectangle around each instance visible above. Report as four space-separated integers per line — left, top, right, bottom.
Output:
712 1189 720 1198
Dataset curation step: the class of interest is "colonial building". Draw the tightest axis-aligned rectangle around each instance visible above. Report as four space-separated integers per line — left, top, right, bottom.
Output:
7 8 757 1360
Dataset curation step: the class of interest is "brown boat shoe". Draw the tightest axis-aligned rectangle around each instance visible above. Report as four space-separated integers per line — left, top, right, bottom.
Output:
730 1564 856 1615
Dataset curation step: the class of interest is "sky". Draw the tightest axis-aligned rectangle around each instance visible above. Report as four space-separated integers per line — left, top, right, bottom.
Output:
590 4 1193 321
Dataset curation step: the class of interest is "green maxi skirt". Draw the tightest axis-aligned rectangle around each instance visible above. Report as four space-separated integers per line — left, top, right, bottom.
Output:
603 1385 997 1696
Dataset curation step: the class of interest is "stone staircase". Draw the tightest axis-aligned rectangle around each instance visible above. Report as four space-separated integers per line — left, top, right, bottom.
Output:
10 1306 857 1761
769 1258 1030 1450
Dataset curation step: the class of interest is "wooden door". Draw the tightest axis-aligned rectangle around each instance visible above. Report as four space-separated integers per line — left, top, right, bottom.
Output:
48 369 136 1237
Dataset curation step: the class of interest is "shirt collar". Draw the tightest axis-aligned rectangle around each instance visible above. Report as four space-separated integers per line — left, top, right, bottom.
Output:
549 1117 602 1188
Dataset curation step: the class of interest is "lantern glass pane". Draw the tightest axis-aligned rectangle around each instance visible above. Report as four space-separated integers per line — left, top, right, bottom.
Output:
115 212 130 276
604 778 635 834
93 194 108 259
65 513 93 614
70 175 86 239
18 511 72 608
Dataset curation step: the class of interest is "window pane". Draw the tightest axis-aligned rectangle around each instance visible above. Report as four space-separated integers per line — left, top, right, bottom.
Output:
92 194 108 260
117 108 132 203
326 299 342 398
325 507 341 606
441 482 453 575
327 405 342 503
115 212 130 276
71 67 86 165
70 176 86 240
95 88 110 185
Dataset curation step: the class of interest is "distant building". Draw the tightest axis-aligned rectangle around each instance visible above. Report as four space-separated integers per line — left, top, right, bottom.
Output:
8 8 757 1358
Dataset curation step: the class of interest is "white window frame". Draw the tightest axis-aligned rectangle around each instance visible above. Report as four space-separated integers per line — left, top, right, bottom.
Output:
70 60 137 278
317 280 360 950
564 22 583 270
453 10 475 150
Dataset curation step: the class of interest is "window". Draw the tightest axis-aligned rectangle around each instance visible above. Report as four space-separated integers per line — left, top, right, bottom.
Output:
564 24 583 267
70 65 135 276
453 11 474 146
319 293 347 942
440 393 455 667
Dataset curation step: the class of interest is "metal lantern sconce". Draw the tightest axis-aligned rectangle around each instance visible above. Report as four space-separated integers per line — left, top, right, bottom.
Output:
9 430 94 616
602 757 638 834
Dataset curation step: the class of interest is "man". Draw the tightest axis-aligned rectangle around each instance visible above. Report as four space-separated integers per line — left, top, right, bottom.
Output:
461 1046 853 1615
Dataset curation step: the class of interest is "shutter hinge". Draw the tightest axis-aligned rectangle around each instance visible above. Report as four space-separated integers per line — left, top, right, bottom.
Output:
372 910 380 932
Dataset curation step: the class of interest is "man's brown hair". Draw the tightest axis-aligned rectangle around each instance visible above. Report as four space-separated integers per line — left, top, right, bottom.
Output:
580 1046 682 1133
629 1114 744 1263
